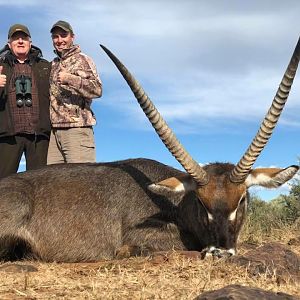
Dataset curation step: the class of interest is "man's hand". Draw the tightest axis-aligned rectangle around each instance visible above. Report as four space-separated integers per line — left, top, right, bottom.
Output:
0 66 7 88
57 65 70 85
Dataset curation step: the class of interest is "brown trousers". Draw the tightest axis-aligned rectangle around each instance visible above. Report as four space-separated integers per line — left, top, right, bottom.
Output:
0 134 49 179
47 127 96 164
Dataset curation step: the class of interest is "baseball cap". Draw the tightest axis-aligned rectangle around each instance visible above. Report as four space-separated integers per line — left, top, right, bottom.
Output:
8 24 31 39
50 20 74 34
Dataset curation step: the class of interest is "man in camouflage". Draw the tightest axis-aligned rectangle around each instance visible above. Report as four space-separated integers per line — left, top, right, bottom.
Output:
47 20 102 164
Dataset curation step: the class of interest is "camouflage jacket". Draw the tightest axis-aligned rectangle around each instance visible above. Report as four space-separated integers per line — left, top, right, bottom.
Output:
50 45 102 128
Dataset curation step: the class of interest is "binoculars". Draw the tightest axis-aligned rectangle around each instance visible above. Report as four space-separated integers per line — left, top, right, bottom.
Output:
15 75 32 107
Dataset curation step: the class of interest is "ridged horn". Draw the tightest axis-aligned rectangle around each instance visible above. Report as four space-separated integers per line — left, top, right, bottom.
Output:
230 37 300 183
100 44 209 186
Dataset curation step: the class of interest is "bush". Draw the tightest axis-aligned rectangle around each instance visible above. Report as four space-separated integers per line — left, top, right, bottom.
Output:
240 188 300 244
272 194 300 225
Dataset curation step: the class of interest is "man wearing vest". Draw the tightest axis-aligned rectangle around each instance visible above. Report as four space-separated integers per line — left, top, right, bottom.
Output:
0 24 51 179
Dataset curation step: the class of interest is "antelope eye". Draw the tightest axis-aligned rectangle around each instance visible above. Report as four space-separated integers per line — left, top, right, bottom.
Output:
207 211 214 222
239 197 246 206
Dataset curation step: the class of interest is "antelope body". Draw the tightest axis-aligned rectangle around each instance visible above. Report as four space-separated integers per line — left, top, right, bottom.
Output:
0 37 299 262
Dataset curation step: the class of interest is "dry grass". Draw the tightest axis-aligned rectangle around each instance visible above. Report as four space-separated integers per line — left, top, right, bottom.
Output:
240 218 300 248
0 226 299 299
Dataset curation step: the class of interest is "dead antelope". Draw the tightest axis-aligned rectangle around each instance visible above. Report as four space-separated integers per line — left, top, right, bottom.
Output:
0 37 299 262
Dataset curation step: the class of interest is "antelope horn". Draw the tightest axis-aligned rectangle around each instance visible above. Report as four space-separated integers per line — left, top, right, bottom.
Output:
230 37 300 183
100 44 209 186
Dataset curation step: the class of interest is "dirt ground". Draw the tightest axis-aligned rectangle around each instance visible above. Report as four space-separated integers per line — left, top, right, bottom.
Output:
0 237 299 300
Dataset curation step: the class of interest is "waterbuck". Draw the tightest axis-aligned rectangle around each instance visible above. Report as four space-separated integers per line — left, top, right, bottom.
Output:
0 38 299 262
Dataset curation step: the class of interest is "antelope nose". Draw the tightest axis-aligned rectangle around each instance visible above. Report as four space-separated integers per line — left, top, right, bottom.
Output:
211 249 222 258
211 248 234 258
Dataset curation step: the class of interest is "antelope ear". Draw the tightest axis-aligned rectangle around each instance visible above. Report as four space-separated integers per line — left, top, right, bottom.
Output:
245 165 299 188
148 174 197 194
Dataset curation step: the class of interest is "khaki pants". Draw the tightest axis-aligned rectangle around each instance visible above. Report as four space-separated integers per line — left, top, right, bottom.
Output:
47 127 95 165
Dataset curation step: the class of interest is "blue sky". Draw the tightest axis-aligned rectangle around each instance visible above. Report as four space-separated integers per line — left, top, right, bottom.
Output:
1 0 300 200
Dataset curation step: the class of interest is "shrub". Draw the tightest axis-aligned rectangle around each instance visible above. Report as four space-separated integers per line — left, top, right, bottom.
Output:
240 187 300 244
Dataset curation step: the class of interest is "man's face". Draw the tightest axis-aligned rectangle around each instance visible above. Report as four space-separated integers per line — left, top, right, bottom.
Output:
8 32 31 59
51 27 74 53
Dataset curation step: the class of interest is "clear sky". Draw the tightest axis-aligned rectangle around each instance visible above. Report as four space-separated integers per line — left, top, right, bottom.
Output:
1 0 299 200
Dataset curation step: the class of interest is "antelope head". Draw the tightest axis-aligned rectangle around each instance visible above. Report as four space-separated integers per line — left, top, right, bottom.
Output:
100 37 300 257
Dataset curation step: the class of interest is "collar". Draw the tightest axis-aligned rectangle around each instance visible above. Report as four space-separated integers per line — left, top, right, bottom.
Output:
53 44 81 60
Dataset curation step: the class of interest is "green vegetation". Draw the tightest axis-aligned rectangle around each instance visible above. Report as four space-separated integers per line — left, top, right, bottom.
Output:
241 179 300 244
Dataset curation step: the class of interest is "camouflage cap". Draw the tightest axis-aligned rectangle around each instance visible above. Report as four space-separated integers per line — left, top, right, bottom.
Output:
50 20 74 34
8 24 31 39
